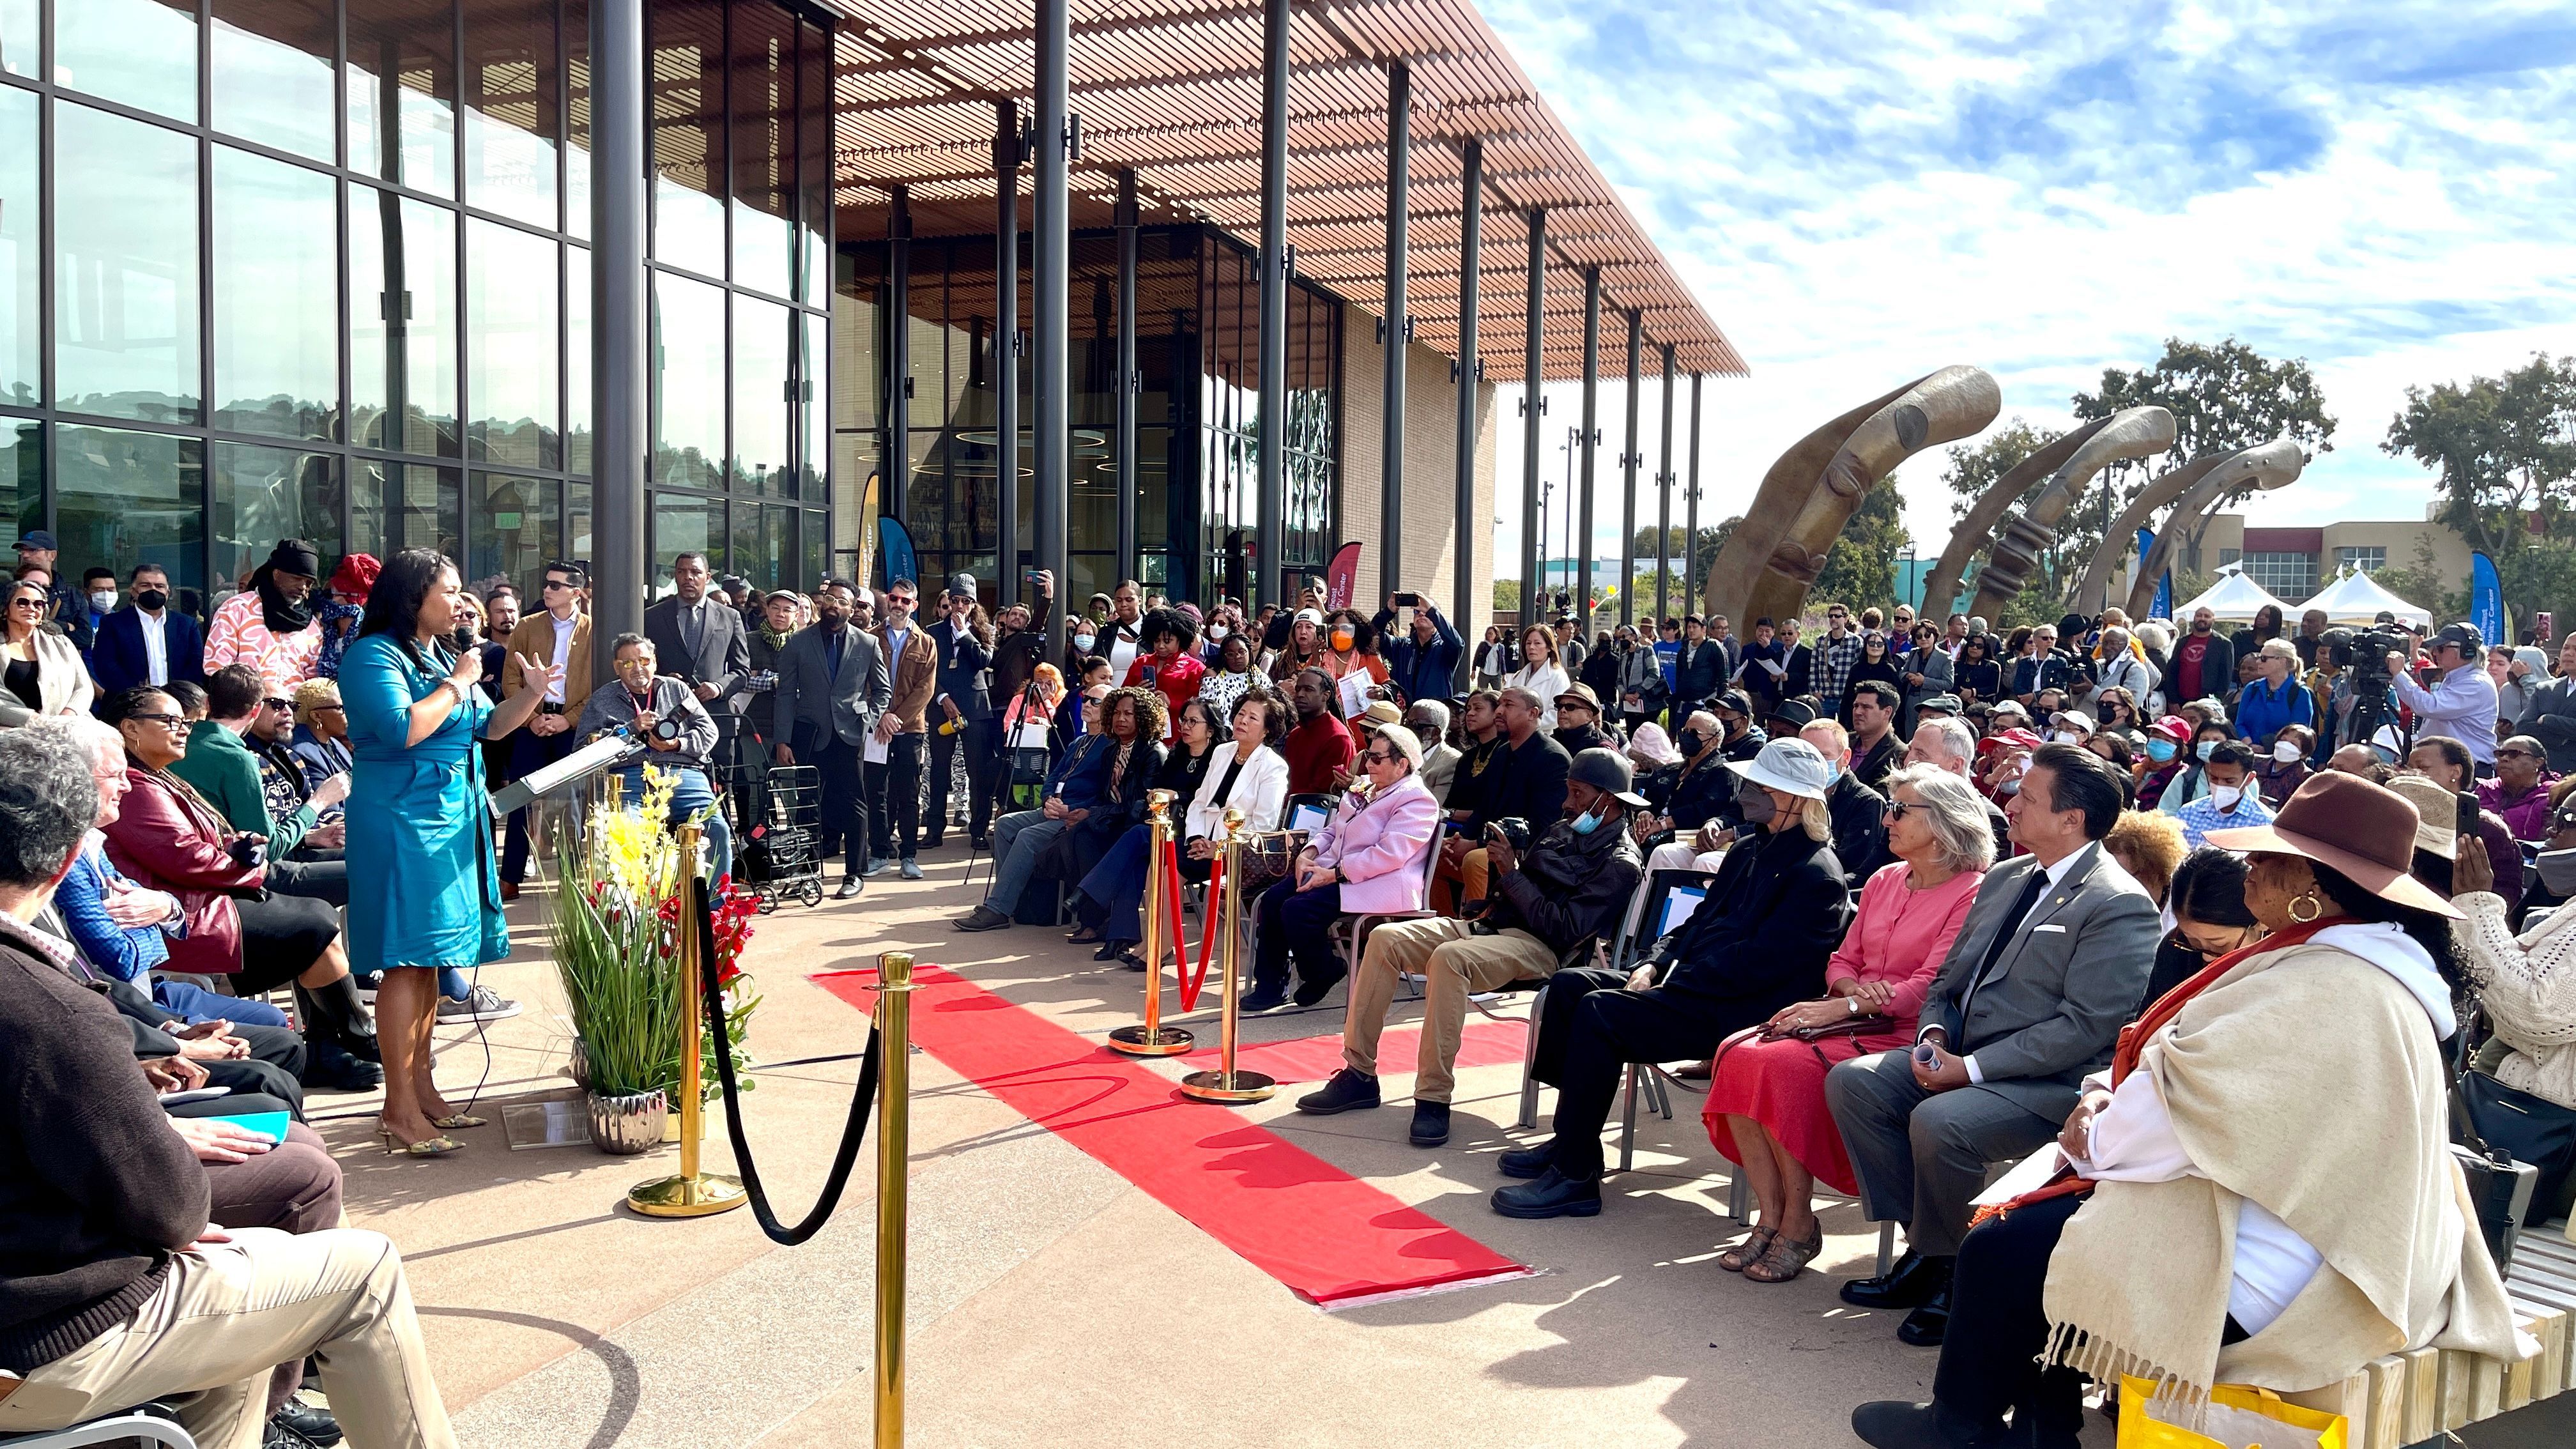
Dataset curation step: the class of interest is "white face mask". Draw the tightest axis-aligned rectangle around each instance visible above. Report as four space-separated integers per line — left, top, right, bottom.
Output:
1073 632 1096 652
2210 784 2244 810
2052 729 2082 744
2273 740 2303 763
89 590 116 611
1208 625 1228 641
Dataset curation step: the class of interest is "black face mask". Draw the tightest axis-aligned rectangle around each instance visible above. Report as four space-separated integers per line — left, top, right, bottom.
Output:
1675 730 1704 756
136 588 169 612
1733 778 1777 826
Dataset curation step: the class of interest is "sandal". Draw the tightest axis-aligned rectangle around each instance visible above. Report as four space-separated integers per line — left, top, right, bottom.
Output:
1717 1225 1778 1273
378 1128 462 1157
1742 1227 1823 1283
427 1112 487 1130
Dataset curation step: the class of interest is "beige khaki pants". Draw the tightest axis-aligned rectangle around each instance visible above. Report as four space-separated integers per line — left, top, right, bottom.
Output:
1344 917 1557 1103
0 1227 455 1449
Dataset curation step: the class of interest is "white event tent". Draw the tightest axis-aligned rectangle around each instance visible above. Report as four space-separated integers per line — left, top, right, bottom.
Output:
2298 569 2432 629
2174 565 2294 624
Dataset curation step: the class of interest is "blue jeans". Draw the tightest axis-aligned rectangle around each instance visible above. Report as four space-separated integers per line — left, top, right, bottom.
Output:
985 808 1067 916
155 979 291 1027
615 763 733 884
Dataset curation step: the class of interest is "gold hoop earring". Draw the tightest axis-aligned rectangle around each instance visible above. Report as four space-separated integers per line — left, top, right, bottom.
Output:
2288 893 2323 924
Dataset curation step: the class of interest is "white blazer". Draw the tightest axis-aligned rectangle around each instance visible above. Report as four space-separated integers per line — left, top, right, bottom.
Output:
1502 661 1569 729
1185 740 1289 842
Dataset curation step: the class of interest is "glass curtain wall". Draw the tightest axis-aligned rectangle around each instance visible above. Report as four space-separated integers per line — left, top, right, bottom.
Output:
0 0 829 629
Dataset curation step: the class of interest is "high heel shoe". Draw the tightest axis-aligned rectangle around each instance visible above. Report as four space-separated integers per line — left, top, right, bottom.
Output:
377 1127 463 1156
427 1112 487 1130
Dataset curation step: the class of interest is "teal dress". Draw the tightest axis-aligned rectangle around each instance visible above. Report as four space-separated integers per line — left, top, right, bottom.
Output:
342 632 510 972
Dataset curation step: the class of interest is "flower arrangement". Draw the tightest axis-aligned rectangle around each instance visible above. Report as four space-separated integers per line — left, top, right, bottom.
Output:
549 766 761 1104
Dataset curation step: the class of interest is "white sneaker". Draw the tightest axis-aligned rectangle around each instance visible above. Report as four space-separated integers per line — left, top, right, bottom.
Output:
437 985 522 1024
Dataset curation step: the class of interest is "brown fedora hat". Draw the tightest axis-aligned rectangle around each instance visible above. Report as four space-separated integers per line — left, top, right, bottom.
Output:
2205 770 2461 919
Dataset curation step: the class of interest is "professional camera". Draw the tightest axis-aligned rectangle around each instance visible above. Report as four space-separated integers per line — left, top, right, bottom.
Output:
2338 625 2414 686
1482 816 1535 854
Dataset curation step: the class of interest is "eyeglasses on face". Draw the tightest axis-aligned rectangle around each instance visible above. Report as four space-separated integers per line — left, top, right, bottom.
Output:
2496 748 2540 761
263 698 293 713
128 713 185 728
1361 749 1397 765
1883 799 1917 822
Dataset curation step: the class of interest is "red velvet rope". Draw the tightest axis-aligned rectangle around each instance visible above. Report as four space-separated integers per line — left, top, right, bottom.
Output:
1181 852 1222 1011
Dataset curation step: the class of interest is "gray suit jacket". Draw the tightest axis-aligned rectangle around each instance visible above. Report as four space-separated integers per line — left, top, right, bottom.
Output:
643 595 751 720
772 625 891 753
1918 841 2158 1121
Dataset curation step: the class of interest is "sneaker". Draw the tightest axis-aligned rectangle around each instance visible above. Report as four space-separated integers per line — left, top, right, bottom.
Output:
953 905 1012 931
1294 1068 1381 1115
861 855 894 877
437 985 521 1025
1409 1101 1452 1146
899 858 923 880
834 875 863 900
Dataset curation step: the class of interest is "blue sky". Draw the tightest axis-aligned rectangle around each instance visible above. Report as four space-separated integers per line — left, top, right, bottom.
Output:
1480 0 2576 560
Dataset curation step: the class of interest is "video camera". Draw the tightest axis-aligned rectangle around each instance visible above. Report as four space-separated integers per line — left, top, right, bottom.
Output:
2327 625 2414 686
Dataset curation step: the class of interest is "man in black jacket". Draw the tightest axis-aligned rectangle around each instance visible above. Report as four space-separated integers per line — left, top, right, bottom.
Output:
1672 615 1728 719
1437 686 1571 910
0 726 456 1446
1493 736 1851 1219
2517 634 2576 774
988 569 1057 726
1802 718 1892 888
923 573 999 849
1300 748 1645 1149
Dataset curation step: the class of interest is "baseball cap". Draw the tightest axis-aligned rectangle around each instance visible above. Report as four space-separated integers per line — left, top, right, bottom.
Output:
1294 608 1325 627
1977 727 2043 755
2146 715 2191 743
1568 746 1652 809
1725 737 1834 801
13 530 56 551
1765 698 1818 731
2054 710 2096 736
2432 621 2485 656
1714 689 1752 718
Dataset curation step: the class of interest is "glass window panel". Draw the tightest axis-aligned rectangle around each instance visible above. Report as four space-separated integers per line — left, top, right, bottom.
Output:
651 271 723 489
833 252 879 429
59 425 206 616
349 186 461 456
349 0 459 200
463 0 560 229
728 0 793 299
0 420 37 551
56 103 201 425
466 218 559 466
568 480 591 569
797 22 831 308
566 244 591 475
353 459 461 560
211 0 337 163
0 0 36 79
732 293 788 494
57 0 197 121
213 443 342 591
213 148 341 441
832 432 875 581
0 87 35 406
565 0 590 240
728 502 791 594
648 493 720 599
799 310 827 500
467 471 557 599
649 0 724 277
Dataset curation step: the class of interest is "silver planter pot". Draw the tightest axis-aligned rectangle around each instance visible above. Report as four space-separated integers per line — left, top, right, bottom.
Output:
586 1089 667 1156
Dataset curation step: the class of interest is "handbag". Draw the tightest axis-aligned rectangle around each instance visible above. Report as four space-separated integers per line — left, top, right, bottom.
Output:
2115 1375 2347 1449
1232 829 1310 900
2448 1058 2540 1275
1772 1011 1897 1045
2459 1068 2576 1226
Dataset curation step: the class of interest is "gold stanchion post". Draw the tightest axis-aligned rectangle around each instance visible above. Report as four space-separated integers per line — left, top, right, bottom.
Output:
873 950 916 1448
629 825 749 1218
1179 809 1275 1103
1108 788 1193 1056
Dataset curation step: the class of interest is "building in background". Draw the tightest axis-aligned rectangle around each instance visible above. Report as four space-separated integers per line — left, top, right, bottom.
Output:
2181 513 2474 601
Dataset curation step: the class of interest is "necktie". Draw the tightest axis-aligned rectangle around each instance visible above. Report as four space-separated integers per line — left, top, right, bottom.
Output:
682 602 703 659
1956 863 2053 1037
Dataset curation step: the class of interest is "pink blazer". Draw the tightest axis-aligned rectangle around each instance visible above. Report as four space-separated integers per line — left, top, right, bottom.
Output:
1310 773 1439 913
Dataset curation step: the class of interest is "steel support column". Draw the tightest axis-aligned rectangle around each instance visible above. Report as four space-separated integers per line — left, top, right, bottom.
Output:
589 0 646 665
1577 266 1599 631
885 187 912 535
1656 342 1675 622
1033 0 1070 598
994 103 1022 606
1254 0 1292 606
1619 308 1640 628
1519 208 1545 628
1114 170 1139 586
1685 371 1703 618
1379 62 1409 597
1449 140 1481 687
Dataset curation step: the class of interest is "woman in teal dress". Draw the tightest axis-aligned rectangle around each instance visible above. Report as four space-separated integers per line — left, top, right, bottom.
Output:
344 549 558 1153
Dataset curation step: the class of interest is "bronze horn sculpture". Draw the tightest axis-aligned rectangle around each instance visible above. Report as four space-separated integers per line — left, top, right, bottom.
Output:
2067 437 2304 616
1965 406 2176 622
1920 422 2099 622
2122 439 2305 619
1703 366 1998 627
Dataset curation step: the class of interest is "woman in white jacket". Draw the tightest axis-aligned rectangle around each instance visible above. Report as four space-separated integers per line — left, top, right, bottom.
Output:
1181 691 1291 877
1502 624 1570 730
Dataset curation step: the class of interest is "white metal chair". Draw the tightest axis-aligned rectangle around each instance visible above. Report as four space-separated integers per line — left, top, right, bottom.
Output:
0 1412 199 1448
1324 823 1450 998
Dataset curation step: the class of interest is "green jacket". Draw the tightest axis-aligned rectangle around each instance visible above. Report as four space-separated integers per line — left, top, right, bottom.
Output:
169 720 316 857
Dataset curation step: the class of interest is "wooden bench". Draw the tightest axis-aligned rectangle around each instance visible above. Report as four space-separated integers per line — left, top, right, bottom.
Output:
2281 1226 2576 1448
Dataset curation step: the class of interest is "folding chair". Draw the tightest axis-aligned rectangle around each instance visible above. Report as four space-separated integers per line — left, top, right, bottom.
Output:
1508 933 1603 1128
0 1412 199 1448
1324 824 1450 997
1611 868 1722 1172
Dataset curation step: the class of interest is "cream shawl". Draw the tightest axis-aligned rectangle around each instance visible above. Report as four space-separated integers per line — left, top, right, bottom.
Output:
2040 940 2528 1403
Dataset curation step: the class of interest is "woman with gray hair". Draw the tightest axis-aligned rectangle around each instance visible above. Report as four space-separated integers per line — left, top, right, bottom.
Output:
1701 763 1994 1282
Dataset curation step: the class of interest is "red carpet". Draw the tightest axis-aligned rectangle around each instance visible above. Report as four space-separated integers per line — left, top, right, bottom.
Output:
1176 1018 1528 1085
815 964 1531 1307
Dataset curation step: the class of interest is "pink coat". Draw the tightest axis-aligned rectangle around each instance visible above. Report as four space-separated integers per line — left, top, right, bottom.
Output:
1310 773 1439 913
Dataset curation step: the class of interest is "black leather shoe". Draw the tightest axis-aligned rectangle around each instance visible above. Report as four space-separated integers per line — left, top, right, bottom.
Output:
1840 1249 1952 1310
954 905 1013 931
1850 1400 1975 1449
1296 1068 1381 1115
273 1400 343 1448
1496 1143 1554 1179
1239 989 1288 1013
1491 1167 1602 1218
1290 970 1343 1007
1409 1101 1450 1146
1897 1283 1953 1347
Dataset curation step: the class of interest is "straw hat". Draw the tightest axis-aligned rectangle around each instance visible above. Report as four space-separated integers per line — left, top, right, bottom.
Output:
2382 774 2460 861
2204 770 2460 918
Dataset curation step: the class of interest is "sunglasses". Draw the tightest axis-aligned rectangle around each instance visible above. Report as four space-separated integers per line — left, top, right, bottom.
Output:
542 578 577 591
1883 800 1917 822
2496 748 2540 761
263 698 293 713
8 597 43 609
887 594 916 606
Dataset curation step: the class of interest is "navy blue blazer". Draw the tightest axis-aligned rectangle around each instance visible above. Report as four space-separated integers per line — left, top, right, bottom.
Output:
87 607 206 704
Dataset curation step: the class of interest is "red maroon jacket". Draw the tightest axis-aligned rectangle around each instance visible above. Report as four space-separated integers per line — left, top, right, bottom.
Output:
101 767 262 976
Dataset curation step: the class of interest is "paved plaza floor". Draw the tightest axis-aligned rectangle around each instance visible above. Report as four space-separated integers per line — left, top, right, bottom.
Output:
333 840 2112 1448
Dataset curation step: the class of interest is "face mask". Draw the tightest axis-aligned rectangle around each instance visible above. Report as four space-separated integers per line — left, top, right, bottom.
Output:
1998 774 2023 796
136 588 168 612
2195 740 2218 762
1073 632 1096 652
1208 625 1227 641
2146 739 2178 763
1569 802 1605 836
2210 783 2246 809
2053 730 2082 744
1675 730 1704 756
1733 779 1777 825
89 590 115 611
1330 628 1356 652
2273 740 2304 763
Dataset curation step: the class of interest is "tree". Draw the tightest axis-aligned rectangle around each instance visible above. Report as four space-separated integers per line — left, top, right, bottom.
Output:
1812 475 1912 612
1943 419 2062 523
2382 353 2576 560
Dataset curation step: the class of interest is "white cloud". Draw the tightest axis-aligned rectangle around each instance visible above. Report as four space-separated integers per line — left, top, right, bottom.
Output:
1476 0 2576 571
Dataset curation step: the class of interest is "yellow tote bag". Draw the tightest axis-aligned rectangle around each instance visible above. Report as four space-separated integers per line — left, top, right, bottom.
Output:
2116 1376 2349 1449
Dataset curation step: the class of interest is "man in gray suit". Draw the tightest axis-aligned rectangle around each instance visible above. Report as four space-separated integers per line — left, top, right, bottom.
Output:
644 551 751 797
770 581 891 900
1825 742 2156 1347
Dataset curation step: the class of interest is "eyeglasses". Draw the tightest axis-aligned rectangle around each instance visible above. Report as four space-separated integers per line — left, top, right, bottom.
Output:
542 578 574 591
263 698 293 713
1361 750 1397 765
1883 800 1917 822
128 713 185 728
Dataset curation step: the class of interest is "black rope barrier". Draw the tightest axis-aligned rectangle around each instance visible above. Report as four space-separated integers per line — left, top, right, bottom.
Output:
694 878 880 1246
